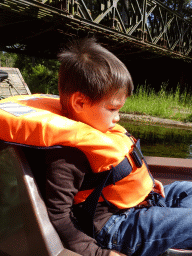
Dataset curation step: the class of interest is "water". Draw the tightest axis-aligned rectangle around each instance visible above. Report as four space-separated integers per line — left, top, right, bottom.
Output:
119 120 192 159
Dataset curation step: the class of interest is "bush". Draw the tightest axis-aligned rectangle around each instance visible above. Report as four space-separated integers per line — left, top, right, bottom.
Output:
14 55 60 95
26 64 59 94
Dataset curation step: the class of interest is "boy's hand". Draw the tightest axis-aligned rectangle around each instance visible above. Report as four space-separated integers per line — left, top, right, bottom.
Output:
153 179 165 198
109 250 127 256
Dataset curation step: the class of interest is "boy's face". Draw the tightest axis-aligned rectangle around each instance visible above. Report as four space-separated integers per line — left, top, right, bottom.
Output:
75 88 127 133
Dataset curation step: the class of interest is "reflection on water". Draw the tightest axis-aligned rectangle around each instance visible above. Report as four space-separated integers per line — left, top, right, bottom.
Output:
120 121 192 159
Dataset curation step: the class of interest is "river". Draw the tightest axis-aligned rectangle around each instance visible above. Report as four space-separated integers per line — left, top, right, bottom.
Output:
119 120 192 159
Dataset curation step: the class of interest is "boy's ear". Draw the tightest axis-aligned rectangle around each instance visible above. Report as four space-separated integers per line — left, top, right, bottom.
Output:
69 92 89 113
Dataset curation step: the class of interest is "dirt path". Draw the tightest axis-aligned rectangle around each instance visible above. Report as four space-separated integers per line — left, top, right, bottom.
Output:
120 113 192 130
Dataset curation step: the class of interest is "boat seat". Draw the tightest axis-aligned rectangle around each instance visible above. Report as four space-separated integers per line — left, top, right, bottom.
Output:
0 141 80 256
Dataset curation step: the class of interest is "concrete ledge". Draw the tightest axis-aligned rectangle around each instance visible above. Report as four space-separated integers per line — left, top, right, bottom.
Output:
120 113 192 130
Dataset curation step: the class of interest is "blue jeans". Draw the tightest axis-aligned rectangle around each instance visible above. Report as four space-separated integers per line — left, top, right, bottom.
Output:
96 181 192 256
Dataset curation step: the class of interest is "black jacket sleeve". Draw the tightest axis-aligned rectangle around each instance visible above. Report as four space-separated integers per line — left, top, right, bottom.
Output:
44 147 111 256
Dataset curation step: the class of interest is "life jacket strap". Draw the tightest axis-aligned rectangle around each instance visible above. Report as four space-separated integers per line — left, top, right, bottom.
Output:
80 157 132 191
76 157 132 238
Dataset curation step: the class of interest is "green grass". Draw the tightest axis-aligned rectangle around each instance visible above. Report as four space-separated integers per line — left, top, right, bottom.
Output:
121 83 192 123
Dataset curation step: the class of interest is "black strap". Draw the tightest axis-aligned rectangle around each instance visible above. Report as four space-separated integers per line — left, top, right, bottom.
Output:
77 157 132 237
77 169 113 237
80 157 132 191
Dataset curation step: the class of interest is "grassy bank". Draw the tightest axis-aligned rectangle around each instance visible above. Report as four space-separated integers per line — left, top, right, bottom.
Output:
121 83 192 123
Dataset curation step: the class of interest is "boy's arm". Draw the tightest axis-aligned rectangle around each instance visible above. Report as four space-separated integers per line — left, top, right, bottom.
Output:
45 147 112 256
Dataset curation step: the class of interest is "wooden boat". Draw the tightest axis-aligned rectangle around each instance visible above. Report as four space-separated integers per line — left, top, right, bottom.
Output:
0 141 192 255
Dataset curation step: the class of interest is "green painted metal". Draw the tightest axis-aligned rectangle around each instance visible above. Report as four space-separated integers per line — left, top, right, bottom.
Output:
0 0 192 60
72 0 192 58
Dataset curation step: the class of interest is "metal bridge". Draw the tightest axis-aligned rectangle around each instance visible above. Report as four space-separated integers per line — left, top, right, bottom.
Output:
1 0 192 61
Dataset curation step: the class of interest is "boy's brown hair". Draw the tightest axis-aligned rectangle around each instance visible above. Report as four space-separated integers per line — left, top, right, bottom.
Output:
58 37 133 109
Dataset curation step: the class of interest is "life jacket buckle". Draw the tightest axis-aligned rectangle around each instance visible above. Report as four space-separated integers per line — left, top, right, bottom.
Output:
130 139 143 168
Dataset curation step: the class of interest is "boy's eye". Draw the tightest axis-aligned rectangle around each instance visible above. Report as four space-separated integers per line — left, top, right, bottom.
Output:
109 108 117 112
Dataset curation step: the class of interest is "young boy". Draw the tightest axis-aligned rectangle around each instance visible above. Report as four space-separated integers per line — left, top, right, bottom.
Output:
45 38 192 256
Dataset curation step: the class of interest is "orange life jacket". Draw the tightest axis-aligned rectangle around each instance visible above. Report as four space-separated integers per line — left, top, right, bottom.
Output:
0 94 154 209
